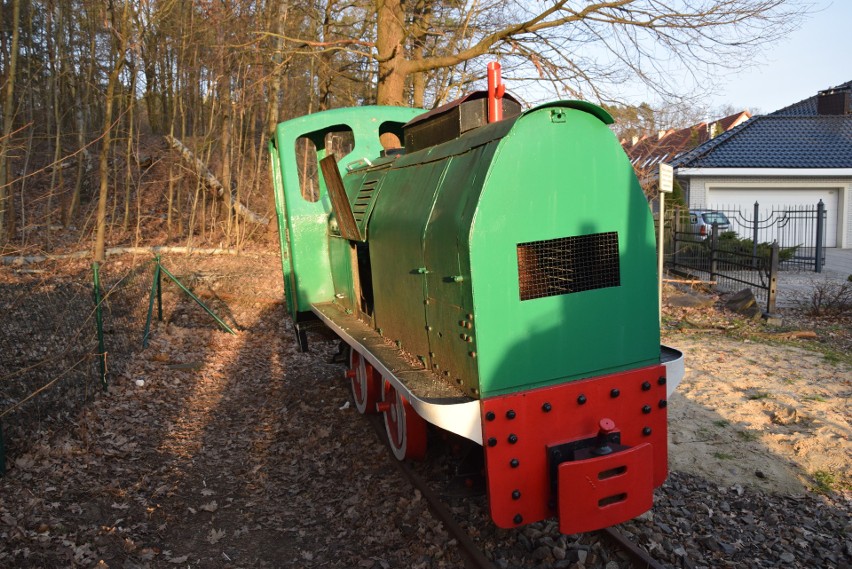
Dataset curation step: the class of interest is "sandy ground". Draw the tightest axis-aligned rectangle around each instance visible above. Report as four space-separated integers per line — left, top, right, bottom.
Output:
664 331 851 496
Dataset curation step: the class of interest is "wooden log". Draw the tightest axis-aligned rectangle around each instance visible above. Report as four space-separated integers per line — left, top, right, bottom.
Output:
1 246 278 265
663 278 717 285
762 330 818 340
164 134 269 225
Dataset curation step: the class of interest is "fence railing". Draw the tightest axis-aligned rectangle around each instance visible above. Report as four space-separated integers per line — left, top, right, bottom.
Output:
704 201 827 272
666 222 779 313
0 256 234 477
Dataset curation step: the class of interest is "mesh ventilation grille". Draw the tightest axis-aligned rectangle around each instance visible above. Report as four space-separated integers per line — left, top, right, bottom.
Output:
517 232 621 301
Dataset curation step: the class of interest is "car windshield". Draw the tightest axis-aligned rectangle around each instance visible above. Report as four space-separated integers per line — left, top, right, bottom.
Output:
701 212 730 225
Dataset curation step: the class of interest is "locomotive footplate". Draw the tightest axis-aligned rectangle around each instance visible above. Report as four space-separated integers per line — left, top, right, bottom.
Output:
480 364 667 533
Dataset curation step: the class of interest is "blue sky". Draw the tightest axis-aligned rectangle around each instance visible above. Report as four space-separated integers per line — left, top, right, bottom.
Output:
704 1 851 114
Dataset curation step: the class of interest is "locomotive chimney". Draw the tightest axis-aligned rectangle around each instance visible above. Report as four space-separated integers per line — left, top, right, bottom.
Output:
487 62 505 123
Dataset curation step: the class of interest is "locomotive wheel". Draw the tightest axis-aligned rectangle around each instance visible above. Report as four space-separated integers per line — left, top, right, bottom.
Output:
380 379 427 461
349 350 380 415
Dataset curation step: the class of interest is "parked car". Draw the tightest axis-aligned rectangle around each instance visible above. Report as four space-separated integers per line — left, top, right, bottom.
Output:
688 210 731 240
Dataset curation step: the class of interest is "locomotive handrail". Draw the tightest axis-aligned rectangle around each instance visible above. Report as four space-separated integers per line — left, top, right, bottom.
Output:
345 157 373 172
525 100 614 124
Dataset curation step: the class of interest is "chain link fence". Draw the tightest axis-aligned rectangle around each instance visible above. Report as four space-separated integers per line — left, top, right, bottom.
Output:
0 255 236 474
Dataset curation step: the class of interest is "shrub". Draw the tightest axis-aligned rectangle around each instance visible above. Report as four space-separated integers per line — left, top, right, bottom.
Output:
716 232 799 263
802 280 852 316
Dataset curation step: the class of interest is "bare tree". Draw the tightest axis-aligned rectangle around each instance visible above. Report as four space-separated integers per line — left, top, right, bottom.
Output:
0 0 21 245
276 1 808 107
94 0 132 263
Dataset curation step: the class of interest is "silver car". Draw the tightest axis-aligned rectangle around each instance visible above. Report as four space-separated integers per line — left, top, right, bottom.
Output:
689 210 731 240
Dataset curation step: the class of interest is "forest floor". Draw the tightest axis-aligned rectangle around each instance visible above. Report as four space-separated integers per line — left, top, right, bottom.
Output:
0 251 849 568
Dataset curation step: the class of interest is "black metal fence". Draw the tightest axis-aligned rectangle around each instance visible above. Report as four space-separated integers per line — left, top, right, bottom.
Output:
705 201 827 272
666 221 779 313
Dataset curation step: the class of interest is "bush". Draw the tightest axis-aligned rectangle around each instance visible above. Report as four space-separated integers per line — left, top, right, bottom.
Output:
716 231 799 263
802 280 852 316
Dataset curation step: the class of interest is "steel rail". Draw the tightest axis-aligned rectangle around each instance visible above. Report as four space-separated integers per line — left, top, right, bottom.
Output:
600 526 667 569
362 408 666 569
365 415 496 569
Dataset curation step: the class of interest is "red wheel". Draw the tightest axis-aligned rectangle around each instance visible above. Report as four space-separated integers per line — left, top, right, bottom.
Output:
349 349 380 414
379 379 427 461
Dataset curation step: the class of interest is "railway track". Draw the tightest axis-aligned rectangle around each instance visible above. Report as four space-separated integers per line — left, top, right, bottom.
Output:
365 414 668 569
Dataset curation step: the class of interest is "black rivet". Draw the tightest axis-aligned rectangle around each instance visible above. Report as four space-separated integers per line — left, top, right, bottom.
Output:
610 388 620 398
508 434 518 444
643 427 652 436
642 381 652 391
659 399 668 409
542 402 552 412
642 405 652 414
577 394 587 405
506 410 516 419
658 376 667 385
512 490 521 500
510 458 520 468
513 514 523 524
487 437 497 447
485 411 496 421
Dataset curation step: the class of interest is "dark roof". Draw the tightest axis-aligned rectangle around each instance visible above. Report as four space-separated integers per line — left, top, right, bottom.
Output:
623 111 750 170
673 116 852 168
770 80 852 116
674 80 852 169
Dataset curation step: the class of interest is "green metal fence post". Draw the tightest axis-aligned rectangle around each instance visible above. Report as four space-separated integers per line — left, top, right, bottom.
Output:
142 258 162 348
92 262 107 390
158 264 236 335
156 256 163 321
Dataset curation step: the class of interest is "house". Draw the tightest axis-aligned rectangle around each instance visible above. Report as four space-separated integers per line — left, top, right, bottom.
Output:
623 110 751 190
673 80 852 248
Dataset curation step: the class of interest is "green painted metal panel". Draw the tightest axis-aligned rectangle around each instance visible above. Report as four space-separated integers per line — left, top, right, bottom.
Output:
368 160 448 362
268 141 296 317
470 105 659 397
423 143 499 397
270 106 423 319
527 100 614 125
328 235 355 313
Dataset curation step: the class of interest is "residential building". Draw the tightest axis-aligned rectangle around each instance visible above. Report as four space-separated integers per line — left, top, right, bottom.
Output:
673 81 852 248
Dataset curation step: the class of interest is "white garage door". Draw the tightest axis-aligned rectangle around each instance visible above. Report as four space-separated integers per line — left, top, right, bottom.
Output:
708 187 839 248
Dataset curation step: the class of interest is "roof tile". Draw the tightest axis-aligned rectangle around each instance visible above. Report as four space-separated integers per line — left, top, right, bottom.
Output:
673 115 852 168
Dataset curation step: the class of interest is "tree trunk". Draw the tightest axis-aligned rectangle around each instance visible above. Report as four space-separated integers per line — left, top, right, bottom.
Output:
94 2 130 263
0 0 21 245
165 134 269 226
375 0 407 107
409 0 432 109
123 57 137 230
266 0 288 137
65 5 96 226
47 0 65 231
217 25 233 241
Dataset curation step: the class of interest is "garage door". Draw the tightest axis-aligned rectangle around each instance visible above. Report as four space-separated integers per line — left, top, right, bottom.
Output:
708 187 839 248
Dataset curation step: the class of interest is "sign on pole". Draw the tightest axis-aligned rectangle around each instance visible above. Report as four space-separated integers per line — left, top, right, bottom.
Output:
659 163 673 193
657 163 674 324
